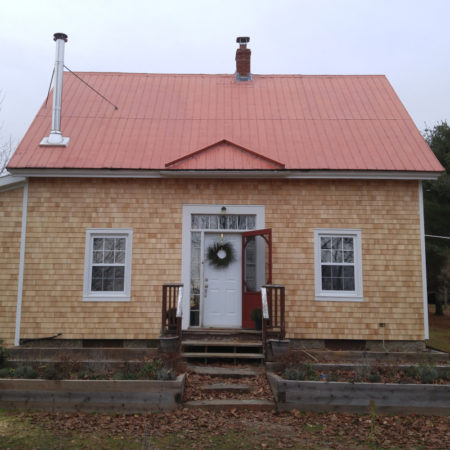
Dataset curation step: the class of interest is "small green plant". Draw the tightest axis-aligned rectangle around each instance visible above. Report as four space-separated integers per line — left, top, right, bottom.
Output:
77 368 100 380
405 366 418 378
283 363 320 381
155 367 176 380
368 372 381 383
417 363 439 384
14 365 38 379
0 367 15 378
42 364 61 380
283 367 303 380
139 360 164 379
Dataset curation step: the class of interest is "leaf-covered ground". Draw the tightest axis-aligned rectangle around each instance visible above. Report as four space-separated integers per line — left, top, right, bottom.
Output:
427 306 450 353
183 367 273 401
1 408 449 449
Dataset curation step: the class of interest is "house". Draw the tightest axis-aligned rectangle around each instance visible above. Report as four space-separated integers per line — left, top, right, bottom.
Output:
0 34 444 350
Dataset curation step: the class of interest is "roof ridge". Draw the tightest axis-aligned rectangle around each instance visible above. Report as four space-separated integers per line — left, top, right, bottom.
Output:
64 72 387 78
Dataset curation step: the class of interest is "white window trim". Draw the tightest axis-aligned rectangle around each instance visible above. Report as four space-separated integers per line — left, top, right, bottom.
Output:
83 228 133 302
314 228 363 302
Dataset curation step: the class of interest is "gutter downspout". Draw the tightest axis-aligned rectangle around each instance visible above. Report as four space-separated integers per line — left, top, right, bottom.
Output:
419 181 429 340
14 182 28 346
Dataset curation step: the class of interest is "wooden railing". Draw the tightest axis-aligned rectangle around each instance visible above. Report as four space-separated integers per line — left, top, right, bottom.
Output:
262 284 285 341
161 283 183 338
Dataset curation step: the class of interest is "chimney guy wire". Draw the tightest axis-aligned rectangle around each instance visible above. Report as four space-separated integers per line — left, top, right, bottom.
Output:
45 68 55 108
64 65 119 110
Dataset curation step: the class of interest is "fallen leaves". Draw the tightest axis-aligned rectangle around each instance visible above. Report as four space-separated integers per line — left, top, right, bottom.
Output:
19 408 450 449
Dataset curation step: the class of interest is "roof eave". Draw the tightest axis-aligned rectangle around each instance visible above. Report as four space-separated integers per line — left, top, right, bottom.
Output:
6 168 443 181
0 174 27 192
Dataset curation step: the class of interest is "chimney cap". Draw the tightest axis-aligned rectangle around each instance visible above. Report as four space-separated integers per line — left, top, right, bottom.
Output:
53 33 68 42
236 36 250 44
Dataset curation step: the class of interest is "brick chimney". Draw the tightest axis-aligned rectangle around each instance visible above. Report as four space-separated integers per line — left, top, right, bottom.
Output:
235 37 251 81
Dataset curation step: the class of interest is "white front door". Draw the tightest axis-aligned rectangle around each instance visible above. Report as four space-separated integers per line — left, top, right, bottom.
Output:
203 233 242 327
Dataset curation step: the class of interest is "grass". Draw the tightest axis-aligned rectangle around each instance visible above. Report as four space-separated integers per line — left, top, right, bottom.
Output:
0 411 141 450
0 411 308 449
426 305 450 353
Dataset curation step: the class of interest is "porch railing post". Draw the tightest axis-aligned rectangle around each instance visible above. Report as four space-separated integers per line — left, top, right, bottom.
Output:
263 284 286 340
161 285 168 336
161 283 183 338
280 286 285 340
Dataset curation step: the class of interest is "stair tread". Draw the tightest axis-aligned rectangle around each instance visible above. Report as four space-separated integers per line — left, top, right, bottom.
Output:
182 352 264 359
188 365 259 377
184 399 274 410
200 383 253 392
182 340 262 347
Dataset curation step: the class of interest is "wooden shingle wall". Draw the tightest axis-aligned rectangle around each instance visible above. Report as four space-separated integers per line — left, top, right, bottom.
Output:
0 187 24 346
19 178 424 342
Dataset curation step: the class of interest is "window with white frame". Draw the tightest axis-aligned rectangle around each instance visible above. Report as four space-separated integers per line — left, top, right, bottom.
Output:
314 229 363 301
83 229 133 301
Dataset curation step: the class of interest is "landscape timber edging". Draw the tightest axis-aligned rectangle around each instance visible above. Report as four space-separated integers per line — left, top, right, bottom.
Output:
0 374 185 412
267 372 450 416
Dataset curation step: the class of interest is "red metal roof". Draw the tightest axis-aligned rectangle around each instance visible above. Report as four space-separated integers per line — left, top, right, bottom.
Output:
8 73 444 173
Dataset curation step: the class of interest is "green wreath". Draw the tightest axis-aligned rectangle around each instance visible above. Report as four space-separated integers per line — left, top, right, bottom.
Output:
207 242 236 269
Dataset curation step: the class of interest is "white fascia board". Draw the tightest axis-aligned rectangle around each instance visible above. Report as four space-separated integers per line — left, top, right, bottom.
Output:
0 175 27 192
7 168 442 180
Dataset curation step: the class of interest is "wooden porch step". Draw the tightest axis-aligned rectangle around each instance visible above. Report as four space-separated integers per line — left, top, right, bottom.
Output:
181 352 264 359
182 340 262 347
184 399 275 410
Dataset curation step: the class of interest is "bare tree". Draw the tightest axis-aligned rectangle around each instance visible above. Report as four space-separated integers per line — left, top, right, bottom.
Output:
0 138 15 175
0 92 16 176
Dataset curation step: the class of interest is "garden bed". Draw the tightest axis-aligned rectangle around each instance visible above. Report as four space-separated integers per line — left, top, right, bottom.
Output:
267 372 450 416
0 375 185 412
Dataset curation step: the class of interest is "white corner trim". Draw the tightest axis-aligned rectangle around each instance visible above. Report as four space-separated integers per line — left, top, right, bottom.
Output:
14 182 28 346
82 228 133 302
419 181 429 340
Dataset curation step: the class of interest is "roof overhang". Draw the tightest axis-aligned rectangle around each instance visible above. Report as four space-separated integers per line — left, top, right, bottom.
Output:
7 168 443 180
0 174 27 192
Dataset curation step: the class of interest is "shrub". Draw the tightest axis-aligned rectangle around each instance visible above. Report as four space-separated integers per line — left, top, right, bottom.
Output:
14 365 38 379
138 360 164 380
42 364 61 380
417 364 439 384
283 363 319 381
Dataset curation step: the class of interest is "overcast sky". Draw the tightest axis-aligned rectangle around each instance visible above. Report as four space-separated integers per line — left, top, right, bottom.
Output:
1 0 449 147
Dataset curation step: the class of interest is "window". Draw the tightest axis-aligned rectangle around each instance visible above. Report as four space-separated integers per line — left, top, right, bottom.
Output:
314 229 363 301
83 229 133 301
